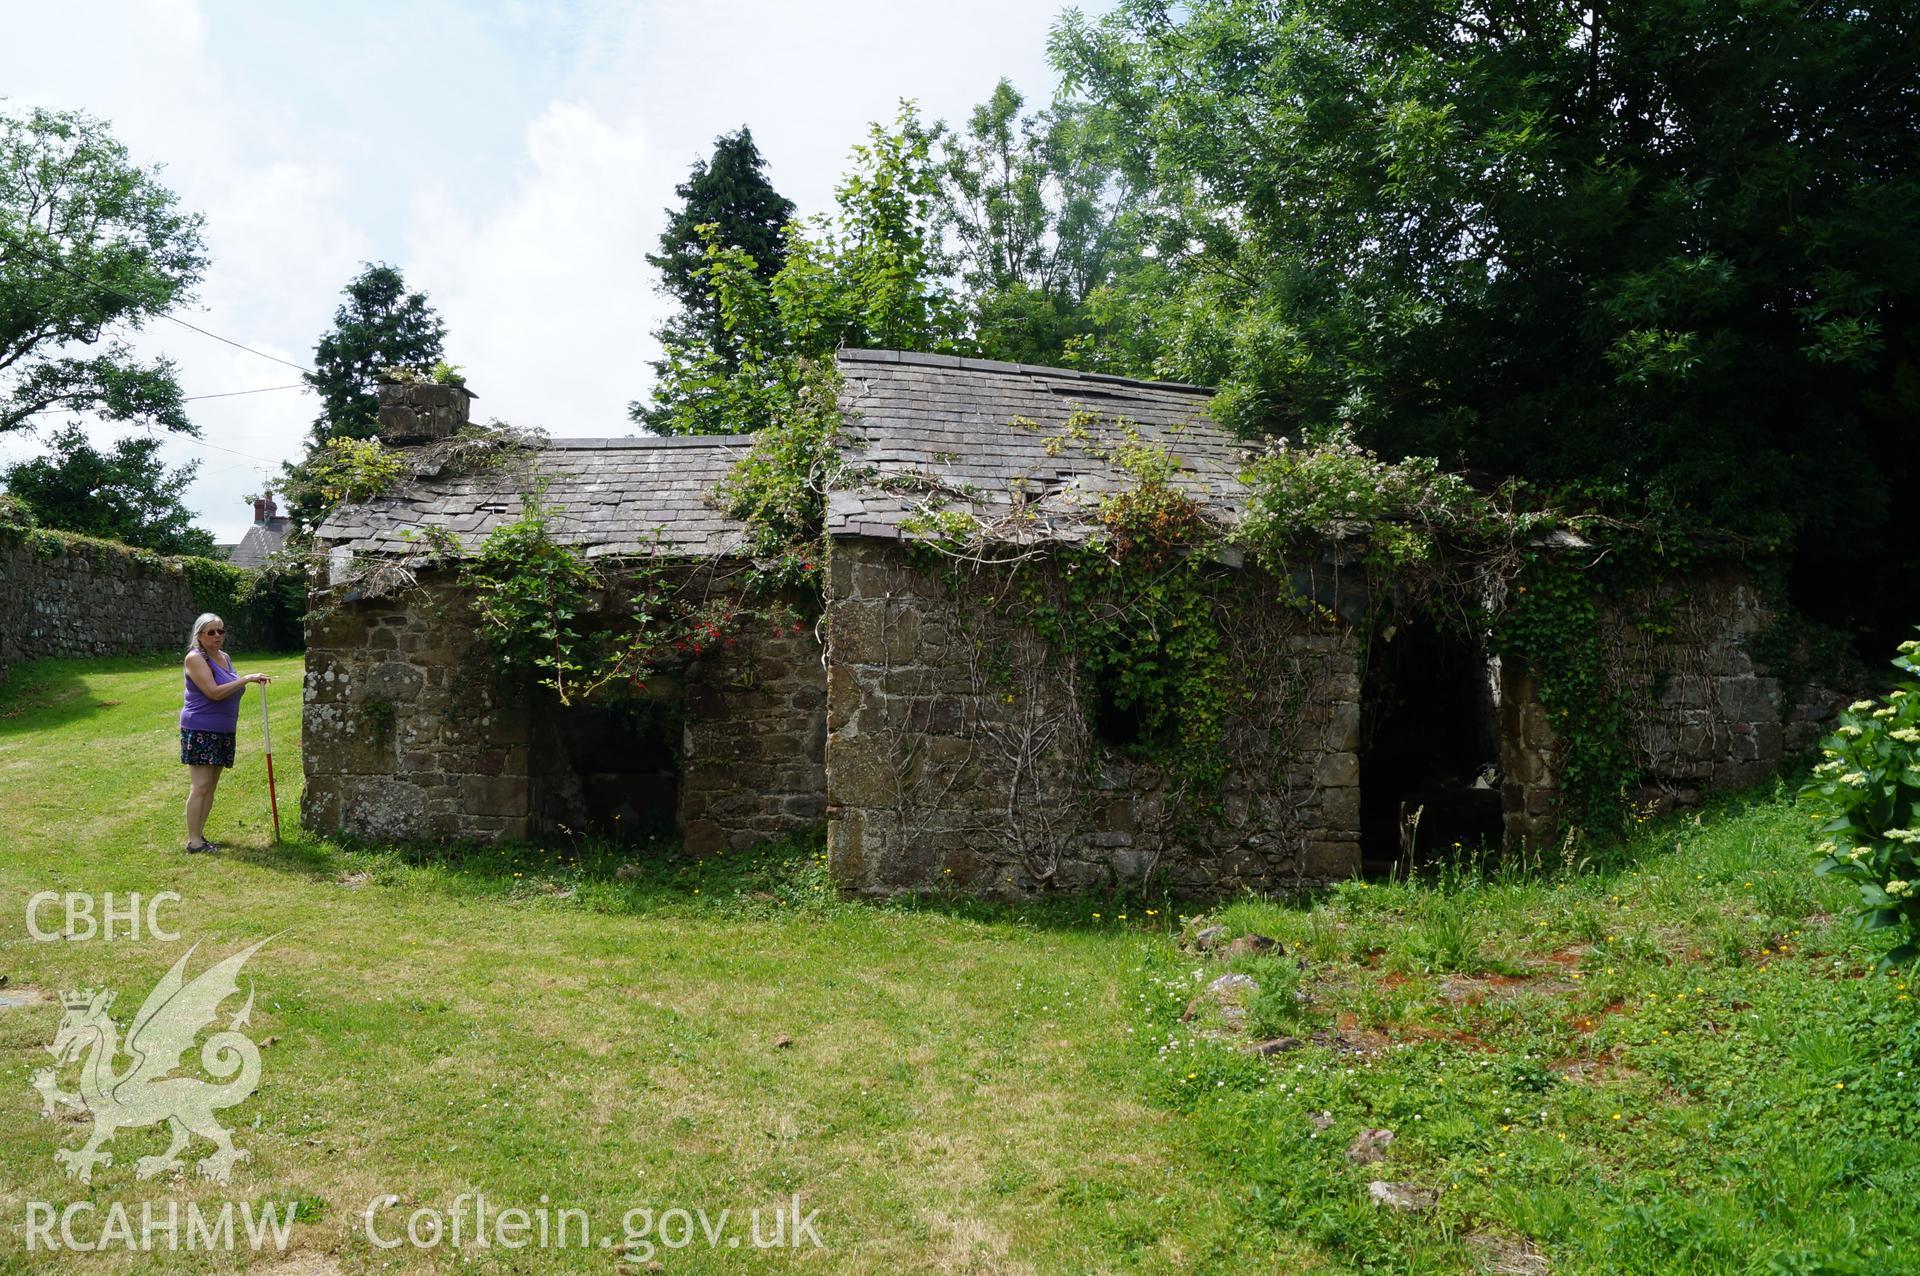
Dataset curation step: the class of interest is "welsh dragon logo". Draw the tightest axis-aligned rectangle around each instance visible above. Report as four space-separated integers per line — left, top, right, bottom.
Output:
31 938 270 1185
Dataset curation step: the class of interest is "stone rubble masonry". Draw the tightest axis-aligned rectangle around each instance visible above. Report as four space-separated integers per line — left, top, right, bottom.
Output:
300 534 1839 894
680 608 828 855
302 575 529 842
0 527 277 684
296 351 1858 897
823 537 1363 898
1499 564 1845 847
300 568 826 849
374 380 474 444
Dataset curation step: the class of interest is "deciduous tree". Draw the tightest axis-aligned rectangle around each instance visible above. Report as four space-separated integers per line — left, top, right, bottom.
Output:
3 424 215 555
1054 0 1920 645
940 79 1141 366
0 107 206 436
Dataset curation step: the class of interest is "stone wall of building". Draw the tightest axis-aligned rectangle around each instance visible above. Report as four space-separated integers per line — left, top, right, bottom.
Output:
1496 660 1565 850
302 574 534 842
1499 563 1846 846
824 537 1362 898
301 567 827 849
0 527 281 683
681 609 828 853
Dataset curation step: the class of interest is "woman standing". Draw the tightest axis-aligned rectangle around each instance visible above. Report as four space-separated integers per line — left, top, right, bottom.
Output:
180 612 270 853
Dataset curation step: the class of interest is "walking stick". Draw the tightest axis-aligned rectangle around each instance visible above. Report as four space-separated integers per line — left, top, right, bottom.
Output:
260 679 281 843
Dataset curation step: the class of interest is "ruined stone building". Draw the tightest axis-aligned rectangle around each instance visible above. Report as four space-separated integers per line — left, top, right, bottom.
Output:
306 350 1830 896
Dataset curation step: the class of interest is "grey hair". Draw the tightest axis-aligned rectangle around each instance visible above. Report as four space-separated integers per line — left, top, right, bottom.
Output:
187 612 225 656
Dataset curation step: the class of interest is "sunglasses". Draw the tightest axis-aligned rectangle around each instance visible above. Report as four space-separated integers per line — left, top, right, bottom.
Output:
204 628 225 636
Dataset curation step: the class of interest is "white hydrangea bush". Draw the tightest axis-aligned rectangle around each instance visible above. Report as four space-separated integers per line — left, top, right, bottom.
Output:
1807 633 1920 968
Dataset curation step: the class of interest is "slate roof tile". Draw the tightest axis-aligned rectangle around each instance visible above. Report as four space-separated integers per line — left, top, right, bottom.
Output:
829 348 1237 543
315 434 755 559
317 351 1242 559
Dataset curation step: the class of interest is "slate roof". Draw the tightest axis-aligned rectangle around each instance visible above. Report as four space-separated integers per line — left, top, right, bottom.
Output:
828 348 1240 543
314 435 754 560
229 515 290 569
317 351 1241 561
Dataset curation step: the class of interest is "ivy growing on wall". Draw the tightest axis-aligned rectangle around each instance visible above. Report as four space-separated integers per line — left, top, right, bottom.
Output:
902 416 1264 801
880 411 1709 838
1024 429 1236 794
0 511 302 649
456 492 741 706
710 357 842 606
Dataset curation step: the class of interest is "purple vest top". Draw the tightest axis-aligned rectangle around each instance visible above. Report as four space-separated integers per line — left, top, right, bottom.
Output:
180 655 243 732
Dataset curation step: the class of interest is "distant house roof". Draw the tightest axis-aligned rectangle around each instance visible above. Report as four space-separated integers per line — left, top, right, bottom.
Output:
827 348 1239 543
314 435 753 560
228 516 289 569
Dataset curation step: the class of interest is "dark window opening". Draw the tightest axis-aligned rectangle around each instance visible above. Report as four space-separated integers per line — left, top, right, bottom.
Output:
1092 666 1146 749
1358 612 1504 872
530 677 684 844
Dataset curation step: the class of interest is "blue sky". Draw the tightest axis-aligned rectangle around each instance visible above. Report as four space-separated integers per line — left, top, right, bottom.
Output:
1 0 1097 541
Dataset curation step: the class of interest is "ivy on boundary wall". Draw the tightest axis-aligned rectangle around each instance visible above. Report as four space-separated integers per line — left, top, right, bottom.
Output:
0 509 304 653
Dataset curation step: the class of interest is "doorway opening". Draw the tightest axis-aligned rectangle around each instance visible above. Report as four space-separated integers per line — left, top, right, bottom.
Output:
529 677 685 844
1357 611 1504 873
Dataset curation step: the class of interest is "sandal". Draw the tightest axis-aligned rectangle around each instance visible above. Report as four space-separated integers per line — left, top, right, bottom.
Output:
185 840 218 854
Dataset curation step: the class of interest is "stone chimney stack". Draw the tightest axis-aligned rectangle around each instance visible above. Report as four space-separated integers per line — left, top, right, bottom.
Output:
374 379 475 445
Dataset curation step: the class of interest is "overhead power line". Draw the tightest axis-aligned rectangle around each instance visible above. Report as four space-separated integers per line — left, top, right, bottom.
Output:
3 417 289 467
154 310 313 375
182 383 311 402
10 241 316 376
170 434 287 465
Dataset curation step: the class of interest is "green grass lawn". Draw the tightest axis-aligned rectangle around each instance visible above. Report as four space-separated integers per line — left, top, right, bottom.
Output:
0 653 1916 1273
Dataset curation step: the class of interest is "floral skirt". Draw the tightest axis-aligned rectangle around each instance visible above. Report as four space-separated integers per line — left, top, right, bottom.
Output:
180 729 237 768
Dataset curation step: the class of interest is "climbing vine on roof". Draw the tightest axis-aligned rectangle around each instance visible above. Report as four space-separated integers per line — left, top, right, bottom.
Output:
457 492 744 706
709 357 843 606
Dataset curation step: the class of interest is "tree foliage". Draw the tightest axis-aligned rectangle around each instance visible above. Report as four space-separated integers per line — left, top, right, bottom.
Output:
306 263 447 444
1052 0 1920 646
939 79 1142 367
637 104 961 437
641 127 795 405
2 423 216 555
0 106 206 436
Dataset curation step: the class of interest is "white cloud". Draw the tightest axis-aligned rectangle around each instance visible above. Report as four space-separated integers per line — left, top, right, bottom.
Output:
0 0 373 541
3 0 1100 541
407 103 658 435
